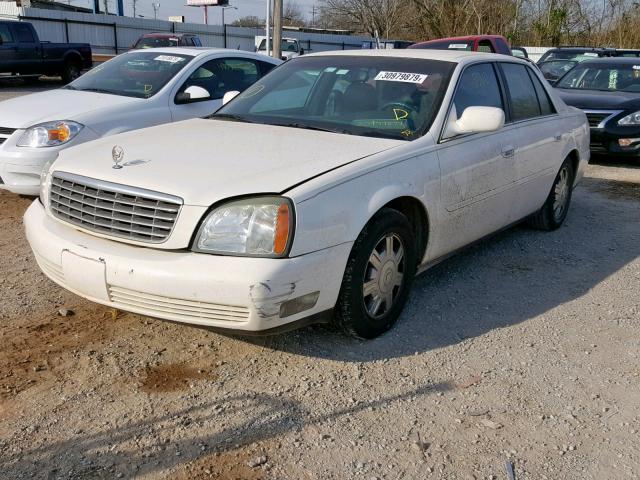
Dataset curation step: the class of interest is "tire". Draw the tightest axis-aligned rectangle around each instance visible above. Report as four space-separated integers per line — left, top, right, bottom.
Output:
61 59 81 84
528 157 575 231
335 208 418 339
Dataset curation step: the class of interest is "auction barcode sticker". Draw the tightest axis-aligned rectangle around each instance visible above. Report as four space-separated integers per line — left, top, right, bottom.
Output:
154 55 185 63
375 71 428 83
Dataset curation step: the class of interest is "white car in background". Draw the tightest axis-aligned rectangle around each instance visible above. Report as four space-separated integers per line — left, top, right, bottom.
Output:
256 36 304 60
0 47 280 195
26 50 589 339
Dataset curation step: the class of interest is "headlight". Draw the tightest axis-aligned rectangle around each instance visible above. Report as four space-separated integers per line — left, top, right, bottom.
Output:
618 111 640 126
194 197 293 257
39 157 57 207
17 121 83 148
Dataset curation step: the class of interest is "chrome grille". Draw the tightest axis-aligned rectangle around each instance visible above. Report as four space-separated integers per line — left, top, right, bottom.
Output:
0 127 15 145
49 172 182 243
583 110 622 129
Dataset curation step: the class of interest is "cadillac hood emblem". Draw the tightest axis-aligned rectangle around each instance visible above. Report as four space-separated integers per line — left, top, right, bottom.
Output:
112 145 124 169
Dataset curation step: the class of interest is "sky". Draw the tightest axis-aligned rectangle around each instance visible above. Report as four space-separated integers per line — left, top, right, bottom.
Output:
65 0 319 25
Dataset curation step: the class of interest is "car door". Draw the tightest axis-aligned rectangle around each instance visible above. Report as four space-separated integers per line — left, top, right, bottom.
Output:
0 24 18 73
170 57 264 122
497 62 566 221
435 62 520 254
12 23 39 74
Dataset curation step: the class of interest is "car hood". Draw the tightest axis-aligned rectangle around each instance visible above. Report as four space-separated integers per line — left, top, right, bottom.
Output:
52 118 403 206
0 89 142 129
555 88 640 110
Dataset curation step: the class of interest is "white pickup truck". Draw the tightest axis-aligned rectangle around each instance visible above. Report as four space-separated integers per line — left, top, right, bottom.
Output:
255 36 304 60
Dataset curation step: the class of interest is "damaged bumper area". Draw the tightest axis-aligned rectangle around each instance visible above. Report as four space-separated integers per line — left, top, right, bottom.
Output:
24 200 352 332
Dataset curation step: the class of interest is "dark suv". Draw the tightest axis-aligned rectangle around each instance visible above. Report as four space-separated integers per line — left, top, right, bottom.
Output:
133 33 202 49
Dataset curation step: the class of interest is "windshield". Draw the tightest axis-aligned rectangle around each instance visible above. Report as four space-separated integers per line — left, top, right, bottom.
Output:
134 37 178 49
556 63 640 92
258 39 298 52
66 52 192 98
213 55 454 141
539 60 577 79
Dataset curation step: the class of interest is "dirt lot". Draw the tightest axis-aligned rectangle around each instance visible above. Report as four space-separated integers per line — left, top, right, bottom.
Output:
1 84 639 479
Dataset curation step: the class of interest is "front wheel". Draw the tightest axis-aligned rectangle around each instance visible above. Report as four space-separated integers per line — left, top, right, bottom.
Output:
335 208 418 339
528 157 575 230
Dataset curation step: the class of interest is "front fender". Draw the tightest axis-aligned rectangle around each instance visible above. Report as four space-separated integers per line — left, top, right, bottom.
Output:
289 152 440 257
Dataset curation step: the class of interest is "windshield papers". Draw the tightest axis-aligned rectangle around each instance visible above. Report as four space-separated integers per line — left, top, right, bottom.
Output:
375 71 428 83
154 55 185 63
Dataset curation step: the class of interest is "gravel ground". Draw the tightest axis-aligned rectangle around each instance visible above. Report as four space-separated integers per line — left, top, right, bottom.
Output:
0 84 639 479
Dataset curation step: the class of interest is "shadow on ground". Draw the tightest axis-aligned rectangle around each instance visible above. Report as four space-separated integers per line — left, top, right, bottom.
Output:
2 381 453 478
238 175 640 362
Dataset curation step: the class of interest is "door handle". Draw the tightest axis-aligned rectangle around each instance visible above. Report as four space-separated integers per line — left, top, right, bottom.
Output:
554 134 563 141
501 146 515 158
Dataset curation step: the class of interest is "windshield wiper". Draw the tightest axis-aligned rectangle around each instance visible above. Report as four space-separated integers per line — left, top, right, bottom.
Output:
77 87 118 95
63 85 77 90
211 113 253 123
279 122 342 134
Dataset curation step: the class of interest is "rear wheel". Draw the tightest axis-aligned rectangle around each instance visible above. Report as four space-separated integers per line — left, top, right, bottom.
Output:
335 208 417 339
61 59 81 84
528 157 575 230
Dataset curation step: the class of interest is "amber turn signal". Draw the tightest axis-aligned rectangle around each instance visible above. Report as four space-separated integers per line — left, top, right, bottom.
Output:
274 202 290 255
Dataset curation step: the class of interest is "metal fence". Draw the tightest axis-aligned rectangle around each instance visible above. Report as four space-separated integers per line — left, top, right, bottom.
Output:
0 3 375 55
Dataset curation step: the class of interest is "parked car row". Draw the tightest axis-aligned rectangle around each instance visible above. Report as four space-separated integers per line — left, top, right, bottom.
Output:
0 48 280 195
537 46 640 82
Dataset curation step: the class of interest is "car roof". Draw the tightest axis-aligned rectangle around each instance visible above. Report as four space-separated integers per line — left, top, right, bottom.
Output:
306 48 519 64
546 46 612 52
123 47 277 59
141 32 192 38
411 35 506 47
580 56 640 65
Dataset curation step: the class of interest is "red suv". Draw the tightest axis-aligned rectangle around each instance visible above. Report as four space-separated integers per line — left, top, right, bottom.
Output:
409 35 512 55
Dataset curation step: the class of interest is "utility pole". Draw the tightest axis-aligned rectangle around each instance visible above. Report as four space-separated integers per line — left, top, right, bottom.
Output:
309 4 316 27
132 0 137 18
272 0 282 59
266 0 271 56
152 1 160 19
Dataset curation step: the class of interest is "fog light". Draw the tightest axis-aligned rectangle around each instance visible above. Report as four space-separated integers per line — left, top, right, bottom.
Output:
618 138 640 147
279 291 320 318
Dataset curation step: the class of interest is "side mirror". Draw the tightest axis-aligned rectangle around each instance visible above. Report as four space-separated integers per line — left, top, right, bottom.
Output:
299 48 304 55
443 105 504 138
222 90 240 105
0 37 3 46
175 85 210 104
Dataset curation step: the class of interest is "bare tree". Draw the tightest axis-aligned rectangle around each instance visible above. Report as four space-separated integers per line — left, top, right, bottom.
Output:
284 2 306 26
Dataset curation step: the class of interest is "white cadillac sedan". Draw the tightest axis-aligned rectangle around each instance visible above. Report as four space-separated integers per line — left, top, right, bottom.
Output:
0 48 280 195
25 50 590 339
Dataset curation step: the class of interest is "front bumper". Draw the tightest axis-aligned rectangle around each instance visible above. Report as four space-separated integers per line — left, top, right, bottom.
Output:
0 127 98 196
589 125 640 157
24 201 352 332
0 142 58 196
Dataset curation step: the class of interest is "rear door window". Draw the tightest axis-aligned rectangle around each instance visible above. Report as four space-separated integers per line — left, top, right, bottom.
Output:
501 63 541 121
527 69 556 116
0 25 13 43
14 24 35 43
